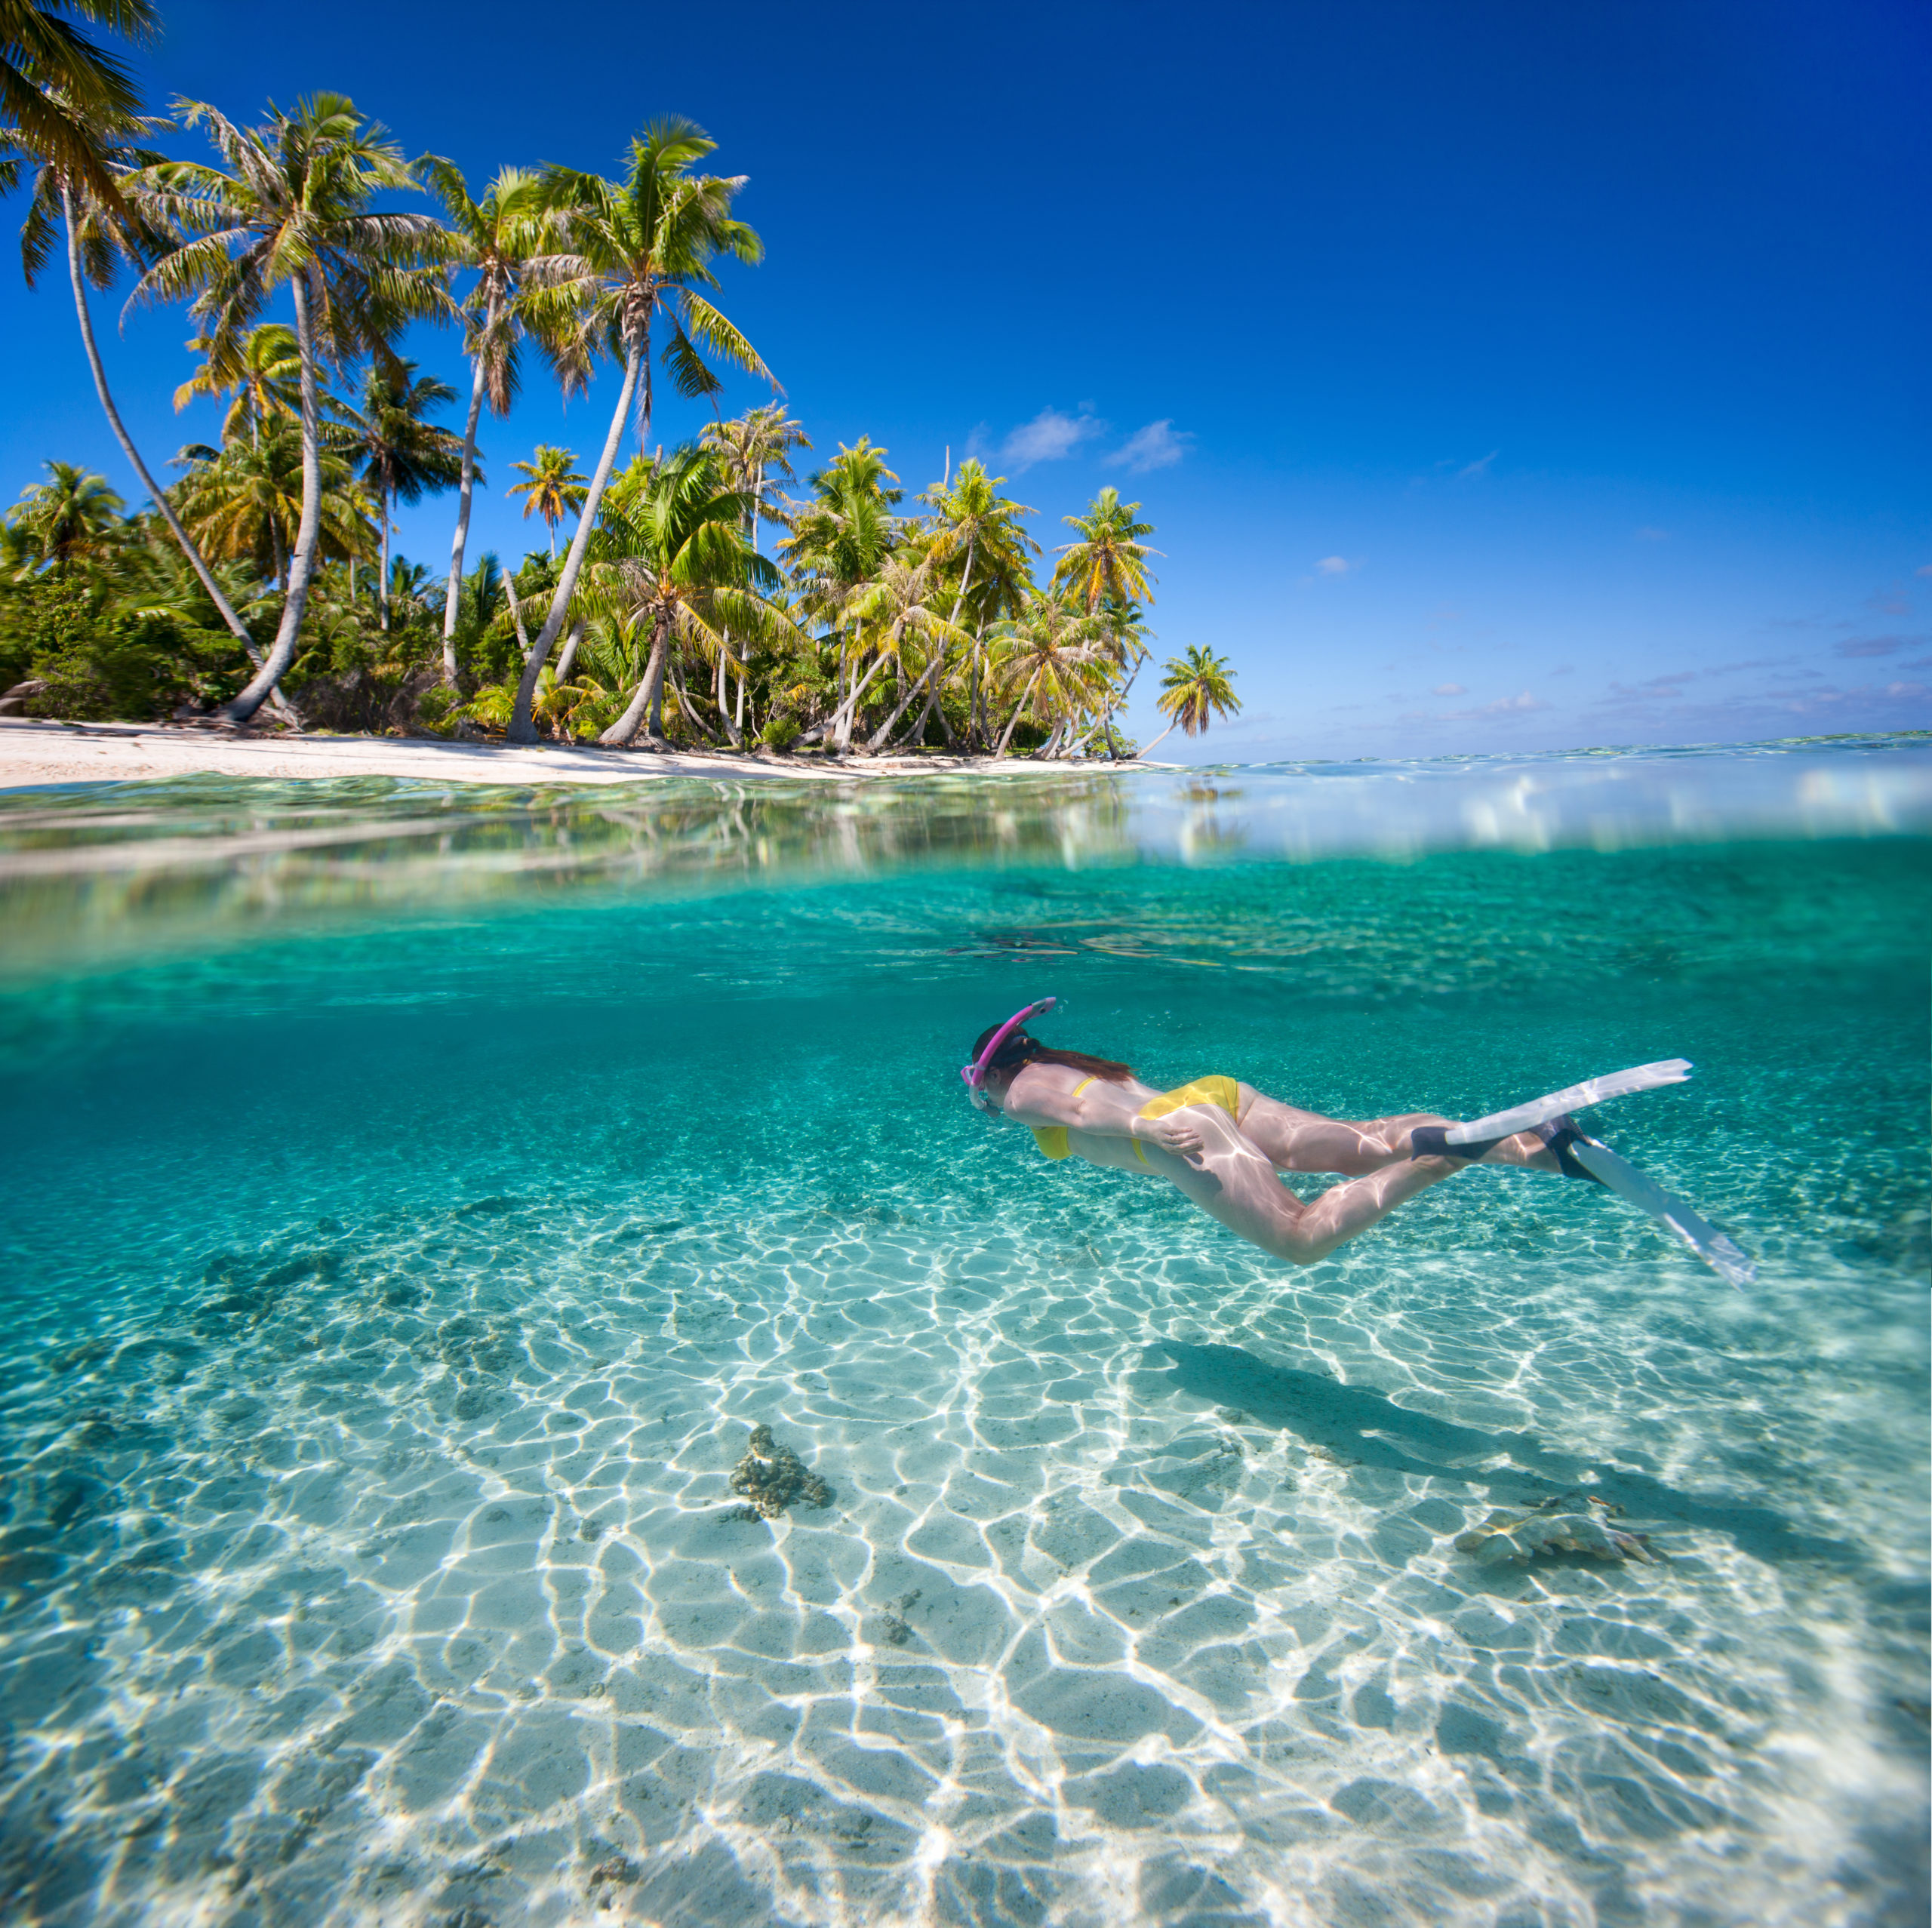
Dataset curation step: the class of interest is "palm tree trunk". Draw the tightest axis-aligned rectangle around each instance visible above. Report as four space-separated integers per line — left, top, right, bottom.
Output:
503 566 534 660
901 655 955 749
946 537 977 632
440 306 492 684
866 644 943 752
715 634 741 747
666 651 720 744
62 186 293 720
995 672 1042 755
599 610 667 746
223 266 326 724
378 483 392 633
1140 717 1182 757
553 617 585 687
509 334 641 744
799 645 889 748
833 646 888 750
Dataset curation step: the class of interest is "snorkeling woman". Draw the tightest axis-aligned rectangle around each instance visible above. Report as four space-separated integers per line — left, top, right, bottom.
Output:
959 999 1721 1270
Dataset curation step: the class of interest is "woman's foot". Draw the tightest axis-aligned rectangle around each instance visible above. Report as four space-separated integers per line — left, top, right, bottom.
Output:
1534 1114 1607 1183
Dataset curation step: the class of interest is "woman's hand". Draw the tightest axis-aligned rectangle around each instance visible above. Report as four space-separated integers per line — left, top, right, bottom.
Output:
1139 1115 1206 1161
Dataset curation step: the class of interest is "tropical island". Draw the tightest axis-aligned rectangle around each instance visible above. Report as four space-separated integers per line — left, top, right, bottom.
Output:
0 10 1241 775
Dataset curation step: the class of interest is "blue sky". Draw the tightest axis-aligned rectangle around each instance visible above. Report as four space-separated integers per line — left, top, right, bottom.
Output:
3 0 1926 759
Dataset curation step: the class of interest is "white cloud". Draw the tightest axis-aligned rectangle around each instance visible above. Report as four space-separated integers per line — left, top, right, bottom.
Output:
1431 682 1466 697
999 407 1104 469
1315 555 1354 576
1450 690 1548 718
1457 450 1499 480
1111 419 1192 472
1917 564 1932 578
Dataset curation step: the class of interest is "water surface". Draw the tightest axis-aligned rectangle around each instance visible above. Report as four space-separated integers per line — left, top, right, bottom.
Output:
1 742 1927 1927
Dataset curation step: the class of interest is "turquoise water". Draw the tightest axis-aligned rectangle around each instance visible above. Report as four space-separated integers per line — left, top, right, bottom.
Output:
1 744 1927 1928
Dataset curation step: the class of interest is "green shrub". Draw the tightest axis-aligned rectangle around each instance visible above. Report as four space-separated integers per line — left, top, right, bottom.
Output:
760 714 801 751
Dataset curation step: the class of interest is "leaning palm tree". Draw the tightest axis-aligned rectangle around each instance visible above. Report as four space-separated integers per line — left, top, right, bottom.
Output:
344 357 464 629
846 552 974 753
1143 644 1241 756
990 591 1113 756
507 444 586 558
128 93 449 722
423 160 545 684
3 115 303 712
568 443 798 747
503 116 773 744
0 0 156 212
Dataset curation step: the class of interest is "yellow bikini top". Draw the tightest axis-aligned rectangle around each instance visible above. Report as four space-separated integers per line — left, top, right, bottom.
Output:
1029 1078 1094 1161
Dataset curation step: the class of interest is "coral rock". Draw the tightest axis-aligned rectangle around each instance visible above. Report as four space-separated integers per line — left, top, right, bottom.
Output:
1453 1494 1655 1567
728 1423 833 1519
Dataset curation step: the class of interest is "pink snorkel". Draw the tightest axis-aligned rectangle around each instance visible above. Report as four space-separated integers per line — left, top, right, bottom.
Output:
961 997 1058 1113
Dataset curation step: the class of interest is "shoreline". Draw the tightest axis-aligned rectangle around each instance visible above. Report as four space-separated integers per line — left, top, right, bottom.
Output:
0 718 1168 791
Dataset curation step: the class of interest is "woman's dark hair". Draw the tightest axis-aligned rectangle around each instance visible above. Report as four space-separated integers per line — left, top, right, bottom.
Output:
970 1025 1134 1084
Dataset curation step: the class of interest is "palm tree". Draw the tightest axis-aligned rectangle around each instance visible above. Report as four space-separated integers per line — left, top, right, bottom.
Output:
174 320 300 446
568 443 798 746
11 458 121 562
1053 487 1161 758
0 0 156 212
700 404 809 741
1052 487 1159 612
3 115 302 712
1143 644 1241 757
921 458 1038 750
777 438 902 749
990 591 1113 756
504 116 773 744
345 357 464 630
701 401 808 556
847 553 974 752
507 444 586 558
423 161 545 685
128 93 448 722
172 417 376 592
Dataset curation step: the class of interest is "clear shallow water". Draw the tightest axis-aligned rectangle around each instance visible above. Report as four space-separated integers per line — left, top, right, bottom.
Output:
0 743 1927 1928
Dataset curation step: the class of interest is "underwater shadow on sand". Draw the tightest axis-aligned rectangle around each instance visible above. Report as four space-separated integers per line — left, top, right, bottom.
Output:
1149 1340 1862 1570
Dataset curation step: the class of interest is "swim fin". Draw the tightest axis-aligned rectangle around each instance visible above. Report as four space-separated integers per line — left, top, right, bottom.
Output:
1560 1127 1757 1289
1443 1059 1693 1147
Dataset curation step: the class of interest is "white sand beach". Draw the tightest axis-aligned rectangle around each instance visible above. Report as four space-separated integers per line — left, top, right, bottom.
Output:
0 718 1162 789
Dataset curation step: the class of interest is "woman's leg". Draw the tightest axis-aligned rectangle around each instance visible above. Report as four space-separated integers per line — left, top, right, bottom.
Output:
1232 1086 1556 1176
1148 1127 1468 1265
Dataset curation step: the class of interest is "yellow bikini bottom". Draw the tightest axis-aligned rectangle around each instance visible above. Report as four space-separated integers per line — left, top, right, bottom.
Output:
1032 1075 1242 1164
